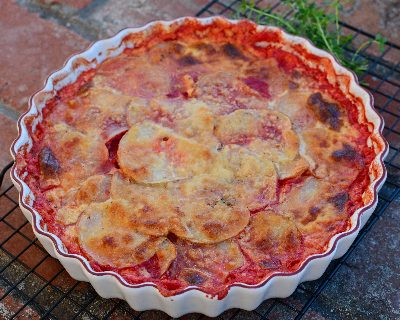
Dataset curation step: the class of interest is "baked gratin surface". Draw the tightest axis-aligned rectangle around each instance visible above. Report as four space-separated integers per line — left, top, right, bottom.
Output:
18 20 378 297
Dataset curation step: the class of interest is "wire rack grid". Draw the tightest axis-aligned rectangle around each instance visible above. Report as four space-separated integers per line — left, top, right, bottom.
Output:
1 1 399 319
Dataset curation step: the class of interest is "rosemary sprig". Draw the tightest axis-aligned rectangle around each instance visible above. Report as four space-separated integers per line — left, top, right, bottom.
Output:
238 0 386 75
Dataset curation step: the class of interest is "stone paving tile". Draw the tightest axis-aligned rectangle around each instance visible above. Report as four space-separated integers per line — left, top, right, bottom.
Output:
85 0 210 37
0 114 17 169
266 301 298 319
302 195 400 320
0 278 41 319
0 1 89 113
40 0 93 9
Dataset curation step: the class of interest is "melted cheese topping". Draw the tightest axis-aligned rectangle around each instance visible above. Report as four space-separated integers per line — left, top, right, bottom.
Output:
26 30 374 297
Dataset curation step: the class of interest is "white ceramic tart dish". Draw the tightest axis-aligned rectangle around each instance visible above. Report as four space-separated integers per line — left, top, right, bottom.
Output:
11 17 387 317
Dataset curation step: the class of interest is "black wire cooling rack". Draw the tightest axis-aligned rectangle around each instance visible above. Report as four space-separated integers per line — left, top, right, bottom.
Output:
1 1 399 319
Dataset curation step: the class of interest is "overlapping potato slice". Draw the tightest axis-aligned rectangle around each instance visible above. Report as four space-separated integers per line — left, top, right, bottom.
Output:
278 176 350 250
110 172 176 236
271 90 316 129
174 100 218 146
118 121 213 183
41 123 109 189
127 99 219 147
215 145 278 210
56 174 111 225
239 210 303 269
171 179 250 243
79 87 131 138
171 239 244 286
111 170 249 243
77 200 176 271
215 109 308 179
279 177 347 221
96 54 172 98
242 58 290 99
127 98 175 128
300 127 363 184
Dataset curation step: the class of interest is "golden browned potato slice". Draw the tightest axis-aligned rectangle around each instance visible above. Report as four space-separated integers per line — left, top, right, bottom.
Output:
110 172 177 236
173 239 245 286
300 127 363 184
271 90 316 129
216 145 278 210
56 174 111 225
41 123 109 190
239 210 303 269
77 200 176 272
215 109 307 179
174 100 218 146
117 121 213 183
278 176 350 250
111 171 249 244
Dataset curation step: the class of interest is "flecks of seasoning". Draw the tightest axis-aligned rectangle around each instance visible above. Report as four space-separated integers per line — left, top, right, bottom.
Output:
307 92 342 130
329 192 349 211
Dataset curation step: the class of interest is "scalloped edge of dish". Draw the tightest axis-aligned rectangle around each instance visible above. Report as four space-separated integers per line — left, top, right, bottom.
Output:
10 17 388 317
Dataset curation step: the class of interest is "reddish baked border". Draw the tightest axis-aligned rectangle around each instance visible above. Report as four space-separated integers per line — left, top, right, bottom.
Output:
10 16 388 298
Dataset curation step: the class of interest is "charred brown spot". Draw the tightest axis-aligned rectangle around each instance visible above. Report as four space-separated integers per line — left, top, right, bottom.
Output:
319 140 329 148
140 204 152 213
134 241 152 260
222 43 245 59
288 81 299 89
195 43 217 55
307 92 342 130
309 206 321 215
258 258 281 269
167 232 178 243
77 81 93 95
302 206 321 224
177 55 200 66
331 144 362 163
329 192 349 211
142 219 160 227
102 236 115 246
256 238 274 251
202 221 224 238
171 43 184 54
286 230 301 249
39 147 60 177
292 70 302 79
184 271 206 285
219 196 235 207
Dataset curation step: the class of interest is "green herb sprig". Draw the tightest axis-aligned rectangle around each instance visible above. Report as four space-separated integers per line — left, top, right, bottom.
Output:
238 0 386 75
